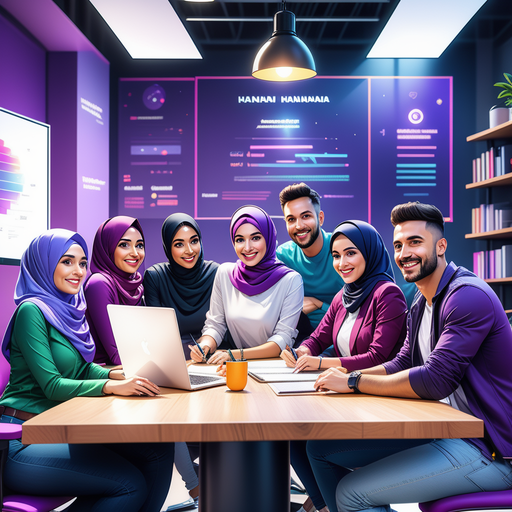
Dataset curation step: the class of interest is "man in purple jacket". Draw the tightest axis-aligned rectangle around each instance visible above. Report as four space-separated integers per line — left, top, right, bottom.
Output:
307 202 512 512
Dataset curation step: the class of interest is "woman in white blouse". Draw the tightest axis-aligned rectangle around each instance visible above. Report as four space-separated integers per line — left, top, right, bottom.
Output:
190 205 303 363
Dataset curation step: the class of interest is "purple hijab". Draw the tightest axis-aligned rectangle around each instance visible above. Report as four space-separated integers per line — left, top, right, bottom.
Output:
88 216 144 306
1 229 95 362
229 205 293 296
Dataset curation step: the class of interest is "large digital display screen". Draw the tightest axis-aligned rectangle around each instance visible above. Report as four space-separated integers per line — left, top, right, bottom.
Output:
118 76 452 228
196 77 370 221
118 78 195 218
0 107 50 265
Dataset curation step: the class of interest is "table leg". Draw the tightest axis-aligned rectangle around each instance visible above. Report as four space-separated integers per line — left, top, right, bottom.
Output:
199 440 290 512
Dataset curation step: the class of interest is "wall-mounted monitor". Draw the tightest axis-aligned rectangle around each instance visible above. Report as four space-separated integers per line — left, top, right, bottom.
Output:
0 107 50 265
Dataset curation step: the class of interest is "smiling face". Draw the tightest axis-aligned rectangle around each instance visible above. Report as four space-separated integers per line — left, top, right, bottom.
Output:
170 225 201 269
113 227 145 274
233 222 267 267
393 220 441 283
283 196 324 250
53 244 88 294
331 235 366 284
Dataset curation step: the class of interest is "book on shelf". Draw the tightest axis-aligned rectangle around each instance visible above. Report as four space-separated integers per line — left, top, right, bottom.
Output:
471 144 512 183
470 203 512 233
473 244 512 280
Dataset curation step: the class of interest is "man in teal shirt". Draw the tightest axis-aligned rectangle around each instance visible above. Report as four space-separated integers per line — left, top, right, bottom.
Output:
277 183 343 330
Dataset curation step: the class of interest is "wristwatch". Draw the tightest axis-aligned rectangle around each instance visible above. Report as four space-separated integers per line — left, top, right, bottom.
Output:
347 371 362 394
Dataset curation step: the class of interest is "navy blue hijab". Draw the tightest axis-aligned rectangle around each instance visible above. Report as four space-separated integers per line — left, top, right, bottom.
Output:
330 220 395 313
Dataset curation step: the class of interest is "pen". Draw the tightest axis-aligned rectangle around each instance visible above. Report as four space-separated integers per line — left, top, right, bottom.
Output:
290 347 298 361
227 349 236 362
190 334 207 363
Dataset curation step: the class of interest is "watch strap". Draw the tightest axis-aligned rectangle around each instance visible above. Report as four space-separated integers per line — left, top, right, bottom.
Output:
348 370 362 394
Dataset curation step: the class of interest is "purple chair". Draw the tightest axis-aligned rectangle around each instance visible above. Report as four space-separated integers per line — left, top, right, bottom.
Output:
420 489 512 512
1 355 73 512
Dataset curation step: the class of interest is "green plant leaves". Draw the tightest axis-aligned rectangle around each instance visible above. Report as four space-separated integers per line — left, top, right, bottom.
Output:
494 73 512 106
494 82 512 91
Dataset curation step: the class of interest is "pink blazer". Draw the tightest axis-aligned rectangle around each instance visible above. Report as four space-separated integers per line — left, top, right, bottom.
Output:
301 281 407 372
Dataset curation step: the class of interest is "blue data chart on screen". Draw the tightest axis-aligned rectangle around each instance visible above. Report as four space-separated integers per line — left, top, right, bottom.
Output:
118 79 195 218
370 77 452 229
196 78 370 221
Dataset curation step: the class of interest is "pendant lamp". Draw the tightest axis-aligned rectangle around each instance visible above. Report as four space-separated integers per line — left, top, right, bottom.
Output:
252 4 316 82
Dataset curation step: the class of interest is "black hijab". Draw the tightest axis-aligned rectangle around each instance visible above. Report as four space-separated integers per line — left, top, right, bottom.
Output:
145 214 218 333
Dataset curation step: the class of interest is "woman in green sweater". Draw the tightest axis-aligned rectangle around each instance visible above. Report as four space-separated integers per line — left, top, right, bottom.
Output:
0 229 174 512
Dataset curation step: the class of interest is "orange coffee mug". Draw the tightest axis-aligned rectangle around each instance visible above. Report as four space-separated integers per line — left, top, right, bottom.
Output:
226 360 248 391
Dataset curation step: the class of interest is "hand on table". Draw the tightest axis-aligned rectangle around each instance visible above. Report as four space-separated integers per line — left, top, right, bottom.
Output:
294 355 323 373
280 346 310 368
207 350 231 365
103 375 160 396
314 367 352 393
216 363 227 377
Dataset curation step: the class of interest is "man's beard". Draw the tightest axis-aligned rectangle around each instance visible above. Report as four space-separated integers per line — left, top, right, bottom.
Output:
400 249 438 283
294 223 320 249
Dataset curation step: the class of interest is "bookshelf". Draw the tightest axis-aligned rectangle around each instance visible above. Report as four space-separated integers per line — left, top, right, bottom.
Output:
467 120 512 311
466 119 512 142
465 227 512 240
466 173 512 189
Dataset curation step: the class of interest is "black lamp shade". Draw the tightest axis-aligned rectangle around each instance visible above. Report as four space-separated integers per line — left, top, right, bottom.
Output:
252 10 316 82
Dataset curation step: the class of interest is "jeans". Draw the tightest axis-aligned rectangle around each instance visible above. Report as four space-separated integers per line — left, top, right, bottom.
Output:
175 441 199 491
290 441 326 510
1 415 175 512
307 438 512 512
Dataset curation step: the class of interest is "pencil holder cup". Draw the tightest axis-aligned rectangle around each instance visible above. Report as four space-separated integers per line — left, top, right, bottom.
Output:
226 360 248 391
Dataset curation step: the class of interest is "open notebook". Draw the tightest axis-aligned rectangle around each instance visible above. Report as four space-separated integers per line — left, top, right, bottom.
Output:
248 360 322 383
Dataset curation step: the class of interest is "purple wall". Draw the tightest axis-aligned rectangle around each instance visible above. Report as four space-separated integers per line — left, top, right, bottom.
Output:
0 14 46 122
48 51 110 249
48 52 78 232
76 51 110 249
0 11 46 341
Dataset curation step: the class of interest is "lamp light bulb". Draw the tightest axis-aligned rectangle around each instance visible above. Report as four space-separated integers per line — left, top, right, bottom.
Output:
275 67 293 78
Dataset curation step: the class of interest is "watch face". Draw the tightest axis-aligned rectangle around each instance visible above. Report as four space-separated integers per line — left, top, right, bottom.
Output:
348 371 361 389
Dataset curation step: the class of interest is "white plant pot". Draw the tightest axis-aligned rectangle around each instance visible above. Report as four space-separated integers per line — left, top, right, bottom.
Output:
489 107 510 128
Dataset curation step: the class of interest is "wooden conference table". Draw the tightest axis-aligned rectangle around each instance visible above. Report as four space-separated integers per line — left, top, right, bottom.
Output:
22 370 483 512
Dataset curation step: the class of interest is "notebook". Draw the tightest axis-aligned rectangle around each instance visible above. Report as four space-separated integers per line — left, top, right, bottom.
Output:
107 304 225 391
268 382 320 395
248 360 322 383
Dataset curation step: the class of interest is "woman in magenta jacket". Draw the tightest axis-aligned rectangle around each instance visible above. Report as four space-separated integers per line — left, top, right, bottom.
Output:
281 219 407 512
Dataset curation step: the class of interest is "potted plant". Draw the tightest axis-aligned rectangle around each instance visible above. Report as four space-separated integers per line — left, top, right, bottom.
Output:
490 73 512 128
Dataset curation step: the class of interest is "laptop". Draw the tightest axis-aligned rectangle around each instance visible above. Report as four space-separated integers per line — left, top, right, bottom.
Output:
106 304 225 391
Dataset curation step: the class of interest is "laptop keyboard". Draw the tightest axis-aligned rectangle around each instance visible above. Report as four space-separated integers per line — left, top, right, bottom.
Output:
189 374 223 385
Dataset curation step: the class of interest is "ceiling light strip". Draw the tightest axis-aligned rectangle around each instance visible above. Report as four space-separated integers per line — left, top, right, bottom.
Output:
186 17 379 22
89 0 201 59
367 0 487 58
